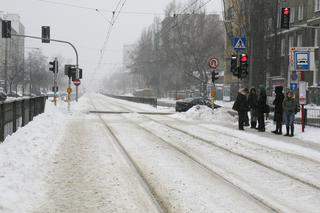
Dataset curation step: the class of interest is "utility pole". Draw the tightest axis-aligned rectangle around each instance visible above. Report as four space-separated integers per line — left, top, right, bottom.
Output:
4 39 8 94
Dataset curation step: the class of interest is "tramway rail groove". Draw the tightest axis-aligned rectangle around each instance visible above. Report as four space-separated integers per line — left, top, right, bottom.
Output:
90 97 285 212
89 97 166 213
95 96 320 192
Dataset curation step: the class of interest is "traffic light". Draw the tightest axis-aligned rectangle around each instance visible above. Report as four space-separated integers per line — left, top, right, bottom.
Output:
231 54 237 73
281 8 290 29
239 53 249 78
41 26 50 43
211 70 219 83
2 20 11 38
49 59 58 73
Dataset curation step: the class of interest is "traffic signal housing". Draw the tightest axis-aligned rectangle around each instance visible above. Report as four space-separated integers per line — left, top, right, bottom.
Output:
239 53 249 78
49 59 58 73
41 26 50 43
2 20 11 38
231 54 237 73
281 8 290 29
211 70 219 84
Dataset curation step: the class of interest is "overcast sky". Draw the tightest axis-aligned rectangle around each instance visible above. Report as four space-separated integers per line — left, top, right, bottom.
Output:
1 0 223 90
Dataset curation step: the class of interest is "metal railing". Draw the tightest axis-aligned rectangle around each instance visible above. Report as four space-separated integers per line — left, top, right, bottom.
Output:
0 96 47 142
102 93 157 107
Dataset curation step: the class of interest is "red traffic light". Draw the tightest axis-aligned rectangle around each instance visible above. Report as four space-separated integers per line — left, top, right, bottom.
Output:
240 54 248 63
283 8 290 15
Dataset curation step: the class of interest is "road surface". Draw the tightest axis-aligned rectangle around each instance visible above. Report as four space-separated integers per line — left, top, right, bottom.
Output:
35 93 320 213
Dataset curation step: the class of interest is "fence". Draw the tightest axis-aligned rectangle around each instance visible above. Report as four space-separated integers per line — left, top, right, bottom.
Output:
0 96 47 142
102 93 157 107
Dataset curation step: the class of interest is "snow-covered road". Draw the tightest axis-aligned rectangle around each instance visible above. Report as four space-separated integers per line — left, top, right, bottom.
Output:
1 93 320 212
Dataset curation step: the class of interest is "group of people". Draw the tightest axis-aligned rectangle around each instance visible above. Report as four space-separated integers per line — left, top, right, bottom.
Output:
233 85 299 137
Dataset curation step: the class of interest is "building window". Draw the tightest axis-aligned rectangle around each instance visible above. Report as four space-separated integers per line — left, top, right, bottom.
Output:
298 5 304 20
267 18 272 31
290 7 295 23
297 34 303 46
266 48 270 59
281 39 286 56
277 9 281 28
316 0 320 11
289 36 294 49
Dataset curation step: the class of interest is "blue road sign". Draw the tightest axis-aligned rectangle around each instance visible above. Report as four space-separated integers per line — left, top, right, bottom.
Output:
233 37 247 51
294 51 310 71
290 83 298 91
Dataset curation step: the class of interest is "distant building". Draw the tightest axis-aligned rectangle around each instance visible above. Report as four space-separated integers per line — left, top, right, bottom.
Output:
0 12 25 93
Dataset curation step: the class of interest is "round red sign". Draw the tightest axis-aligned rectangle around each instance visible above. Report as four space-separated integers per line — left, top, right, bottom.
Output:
208 57 219 69
73 79 81 86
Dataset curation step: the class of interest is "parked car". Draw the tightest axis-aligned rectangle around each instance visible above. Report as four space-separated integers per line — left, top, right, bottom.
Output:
175 97 220 112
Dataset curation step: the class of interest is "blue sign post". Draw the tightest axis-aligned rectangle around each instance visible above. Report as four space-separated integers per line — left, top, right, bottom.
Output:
233 37 247 51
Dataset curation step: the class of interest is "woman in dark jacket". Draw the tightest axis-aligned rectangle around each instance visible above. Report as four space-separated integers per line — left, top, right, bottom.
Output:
257 85 268 132
248 87 258 128
272 86 285 134
232 88 249 130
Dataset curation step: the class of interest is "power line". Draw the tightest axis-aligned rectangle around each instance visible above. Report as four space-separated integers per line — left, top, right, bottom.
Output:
35 0 164 16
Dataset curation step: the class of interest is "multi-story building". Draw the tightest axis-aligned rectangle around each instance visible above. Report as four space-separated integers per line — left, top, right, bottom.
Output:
0 12 25 93
264 0 320 104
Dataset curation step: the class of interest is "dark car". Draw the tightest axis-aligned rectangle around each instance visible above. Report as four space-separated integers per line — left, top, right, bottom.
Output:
0 91 7 101
175 97 219 112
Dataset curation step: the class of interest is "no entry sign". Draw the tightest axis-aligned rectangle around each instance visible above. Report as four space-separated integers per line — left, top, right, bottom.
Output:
73 79 81 86
208 57 219 69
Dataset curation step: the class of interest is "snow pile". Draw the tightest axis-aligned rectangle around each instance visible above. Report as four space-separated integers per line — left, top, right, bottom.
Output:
0 101 69 212
172 105 236 123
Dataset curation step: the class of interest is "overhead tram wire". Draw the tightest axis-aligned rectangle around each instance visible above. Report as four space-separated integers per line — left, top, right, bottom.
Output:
35 0 164 16
94 0 128 72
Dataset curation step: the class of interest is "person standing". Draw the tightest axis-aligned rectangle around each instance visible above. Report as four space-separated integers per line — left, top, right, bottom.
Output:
283 90 297 137
248 87 258 128
232 88 249 130
257 85 268 132
272 86 285 134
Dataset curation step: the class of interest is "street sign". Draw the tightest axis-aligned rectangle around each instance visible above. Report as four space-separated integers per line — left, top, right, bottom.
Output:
233 37 246 50
299 81 307 105
208 57 219 69
73 79 81 86
67 87 72 94
290 83 298 91
289 47 315 71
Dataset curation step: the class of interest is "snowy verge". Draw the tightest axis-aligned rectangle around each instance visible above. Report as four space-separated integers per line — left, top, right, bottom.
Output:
0 99 86 212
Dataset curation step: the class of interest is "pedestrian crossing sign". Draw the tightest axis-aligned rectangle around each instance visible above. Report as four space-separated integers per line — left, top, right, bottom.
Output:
233 37 247 50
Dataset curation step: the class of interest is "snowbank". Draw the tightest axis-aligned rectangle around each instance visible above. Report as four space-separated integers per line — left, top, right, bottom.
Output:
171 105 236 123
0 99 85 212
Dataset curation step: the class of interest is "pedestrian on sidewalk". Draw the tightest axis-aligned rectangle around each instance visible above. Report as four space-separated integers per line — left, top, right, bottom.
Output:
272 86 285 135
257 85 269 132
283 90 298 137
232 88 249 130
248 87 258 128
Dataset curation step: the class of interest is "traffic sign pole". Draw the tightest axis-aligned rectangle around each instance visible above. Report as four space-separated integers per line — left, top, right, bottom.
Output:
301 72 305 133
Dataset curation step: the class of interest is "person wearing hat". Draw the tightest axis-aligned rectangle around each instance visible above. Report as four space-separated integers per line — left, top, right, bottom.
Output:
272 86 285 134
282 90 298 136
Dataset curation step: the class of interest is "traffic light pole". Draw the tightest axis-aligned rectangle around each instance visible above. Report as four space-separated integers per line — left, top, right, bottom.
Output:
11 33 80 103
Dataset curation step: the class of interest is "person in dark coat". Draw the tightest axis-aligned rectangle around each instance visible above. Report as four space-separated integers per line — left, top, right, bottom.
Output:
257 85 268 132
283 90 298 137
272 86 285 134
232 88 249 130
248 87 258 128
